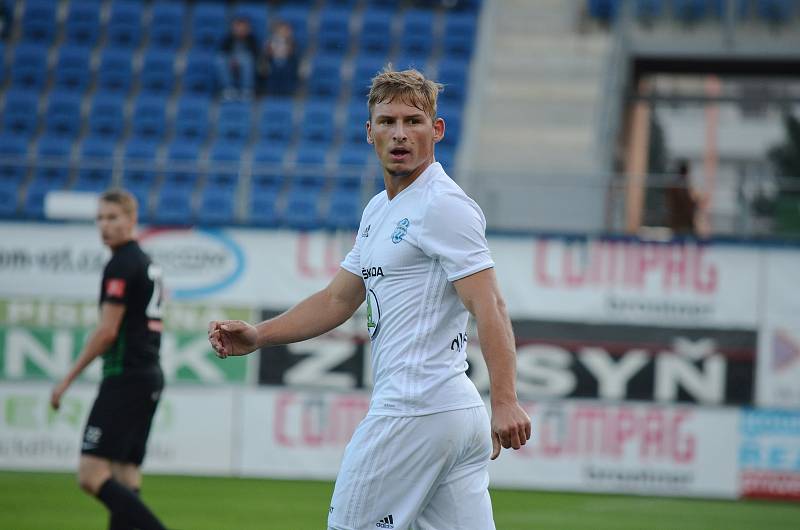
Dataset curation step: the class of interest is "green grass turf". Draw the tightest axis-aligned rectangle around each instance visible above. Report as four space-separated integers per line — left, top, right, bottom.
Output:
0 471 798 530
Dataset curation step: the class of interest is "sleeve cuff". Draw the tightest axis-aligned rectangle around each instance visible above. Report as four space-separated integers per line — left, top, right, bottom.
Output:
447 261 495 282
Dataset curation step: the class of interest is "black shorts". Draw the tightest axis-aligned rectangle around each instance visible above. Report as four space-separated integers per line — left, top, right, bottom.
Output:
81 368 164 466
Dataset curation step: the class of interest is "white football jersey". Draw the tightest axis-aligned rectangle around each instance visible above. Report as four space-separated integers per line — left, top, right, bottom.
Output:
341 162 494 416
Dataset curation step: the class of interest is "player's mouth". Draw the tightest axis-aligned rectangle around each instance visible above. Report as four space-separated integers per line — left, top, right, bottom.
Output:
389 147 410 161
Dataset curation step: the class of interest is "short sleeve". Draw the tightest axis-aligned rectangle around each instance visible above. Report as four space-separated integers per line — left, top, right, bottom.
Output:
101 255 134 304
418 192 494 282
341 237 361 278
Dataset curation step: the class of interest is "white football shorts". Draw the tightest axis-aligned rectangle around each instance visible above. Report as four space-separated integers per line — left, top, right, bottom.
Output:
327 405 495 530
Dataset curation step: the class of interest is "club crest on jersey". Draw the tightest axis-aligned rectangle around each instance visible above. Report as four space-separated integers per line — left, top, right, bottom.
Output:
391 218 410 244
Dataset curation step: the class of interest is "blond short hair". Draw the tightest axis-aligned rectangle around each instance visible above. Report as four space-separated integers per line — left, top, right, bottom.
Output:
367 67 443 121
100 188 138 218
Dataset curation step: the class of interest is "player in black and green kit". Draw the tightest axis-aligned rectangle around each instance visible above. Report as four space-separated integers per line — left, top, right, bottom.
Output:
51 189 168 530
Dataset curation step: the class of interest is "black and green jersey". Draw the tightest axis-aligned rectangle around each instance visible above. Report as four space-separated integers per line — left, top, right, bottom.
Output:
99 240 163 378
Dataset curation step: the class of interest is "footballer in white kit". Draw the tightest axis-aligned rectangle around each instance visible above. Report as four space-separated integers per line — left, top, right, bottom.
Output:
329 162 497 530
208 68 531 530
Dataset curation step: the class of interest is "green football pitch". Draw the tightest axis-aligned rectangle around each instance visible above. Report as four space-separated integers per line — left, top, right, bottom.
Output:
1 471 798 530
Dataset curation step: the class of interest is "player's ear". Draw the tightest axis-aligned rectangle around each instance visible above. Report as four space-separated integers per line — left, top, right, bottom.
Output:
433 117 445 143
366 121 374 144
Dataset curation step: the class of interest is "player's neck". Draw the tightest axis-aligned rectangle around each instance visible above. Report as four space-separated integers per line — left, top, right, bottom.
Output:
384 160 434 200
109 237 135 252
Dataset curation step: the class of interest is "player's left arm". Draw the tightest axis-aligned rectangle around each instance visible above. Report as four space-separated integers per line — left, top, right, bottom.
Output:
454 269 531 459
50 302 126 410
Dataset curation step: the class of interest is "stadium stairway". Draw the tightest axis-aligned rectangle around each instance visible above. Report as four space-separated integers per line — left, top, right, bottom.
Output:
459 0 612 231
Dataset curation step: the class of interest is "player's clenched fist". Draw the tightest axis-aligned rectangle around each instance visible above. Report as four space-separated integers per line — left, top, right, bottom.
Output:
208 320 259 358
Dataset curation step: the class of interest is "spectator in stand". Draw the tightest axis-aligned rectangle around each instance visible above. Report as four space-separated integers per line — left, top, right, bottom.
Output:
216 16 259 100
258 20 299 96
665 159 698 236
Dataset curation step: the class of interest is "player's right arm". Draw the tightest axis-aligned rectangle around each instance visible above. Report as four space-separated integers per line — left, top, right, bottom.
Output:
50 302 126 409
209 268 365 358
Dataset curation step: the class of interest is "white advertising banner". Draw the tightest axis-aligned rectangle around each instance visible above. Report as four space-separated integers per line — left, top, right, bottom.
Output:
236 388 740 498
238 388 370 480
493 238 762 327
4 222 800 408
0 383 750 499
0 382 234 474
756 251 800 409
489 399 740 498
0 223 775 329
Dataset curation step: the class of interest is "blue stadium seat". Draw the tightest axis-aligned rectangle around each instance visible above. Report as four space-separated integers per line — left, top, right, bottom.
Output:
249 188 280 226
2 90 40 137
369 0 402 8
587 0 619 21
217 101 253 146
173 96 210 143
317 7 351 54
23 181 51 218
252 141 287 168
294 142 328 188
164 140 202 190
34 136 73 184
436 145 456 172
197 185 236 225
442 12 478 59
207 141 243 188
275 4 310 51
10 43 48 91
307 54 344 100
338 146 372 173
438 59 469 104
75 138 115 192
122 139 160 198
153 186 193 225
191 2 227 52
183 51 217 96
43 92 83 139
127 184 152 222
0 134 30 186
672 0 711 22
21 0 57 44
343 113 367 144
54 46 92 94
352 53 387 98
88 93 126 139
283 186 321 230
295 142 327 164
327 0 358 7
107 1 143 49
299 102 336 146
150 2 187 50
635 0 664 19
326 187 361 230
64 0 102 48
131 96 167 141
258 98 294 144
140 50 176 95
439 115 461 150
359 8 393 55
0 180 20 217
395 53 429 73
757 0 793 23
400 9 435 59
233 3 269 44
97 48 134 94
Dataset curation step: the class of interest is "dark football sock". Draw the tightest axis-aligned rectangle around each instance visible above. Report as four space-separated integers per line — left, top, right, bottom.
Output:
108 487 140 530
98 479 166 530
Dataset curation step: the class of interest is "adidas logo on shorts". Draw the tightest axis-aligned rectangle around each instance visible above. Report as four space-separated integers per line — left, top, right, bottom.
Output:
376 514 394 528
